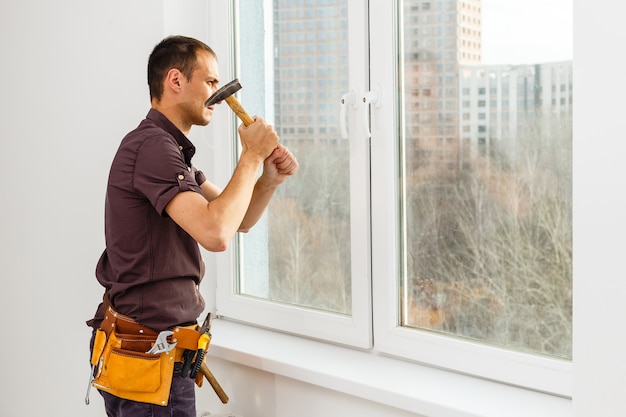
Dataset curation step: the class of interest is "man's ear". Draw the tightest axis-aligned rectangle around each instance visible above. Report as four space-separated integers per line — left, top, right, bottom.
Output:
165 68 183 92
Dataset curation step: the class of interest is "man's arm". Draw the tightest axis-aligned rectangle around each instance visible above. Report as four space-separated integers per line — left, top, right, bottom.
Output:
195 145 298 233
165 118 279 252
239 145 299 232
198 178 221 202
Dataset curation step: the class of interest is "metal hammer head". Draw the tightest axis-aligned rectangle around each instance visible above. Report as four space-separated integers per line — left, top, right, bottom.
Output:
205 78 242 107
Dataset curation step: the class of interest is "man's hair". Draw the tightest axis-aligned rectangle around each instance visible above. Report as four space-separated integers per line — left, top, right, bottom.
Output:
148 35 217 102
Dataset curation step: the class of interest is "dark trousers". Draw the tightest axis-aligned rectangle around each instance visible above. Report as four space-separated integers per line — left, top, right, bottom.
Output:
90 330 196 417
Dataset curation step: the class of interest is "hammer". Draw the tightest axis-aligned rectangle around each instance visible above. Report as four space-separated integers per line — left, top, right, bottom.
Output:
205 78 255 126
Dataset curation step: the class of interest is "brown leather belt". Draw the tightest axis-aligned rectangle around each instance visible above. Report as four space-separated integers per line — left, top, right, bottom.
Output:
100 305 159 337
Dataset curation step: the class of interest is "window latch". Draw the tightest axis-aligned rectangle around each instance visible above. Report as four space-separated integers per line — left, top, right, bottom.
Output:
362 86 381 138
339 89 358 139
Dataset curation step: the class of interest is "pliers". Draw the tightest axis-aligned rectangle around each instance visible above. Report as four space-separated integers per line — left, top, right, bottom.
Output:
190 332 211 378
181 312 212 379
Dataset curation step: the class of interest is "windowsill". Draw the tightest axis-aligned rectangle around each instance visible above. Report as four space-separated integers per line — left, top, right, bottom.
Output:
209 319 572 417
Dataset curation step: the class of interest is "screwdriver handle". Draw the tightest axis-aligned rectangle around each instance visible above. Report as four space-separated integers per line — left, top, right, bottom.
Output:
180 349 195 378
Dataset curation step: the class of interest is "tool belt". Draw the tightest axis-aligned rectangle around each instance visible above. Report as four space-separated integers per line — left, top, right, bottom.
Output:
88 306 204 406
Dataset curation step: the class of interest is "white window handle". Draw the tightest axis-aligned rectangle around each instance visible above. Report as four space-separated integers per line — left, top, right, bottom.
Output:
362 88 381 138
339 90 357 139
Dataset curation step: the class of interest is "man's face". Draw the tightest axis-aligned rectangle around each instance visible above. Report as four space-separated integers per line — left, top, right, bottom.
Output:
180 50 220 128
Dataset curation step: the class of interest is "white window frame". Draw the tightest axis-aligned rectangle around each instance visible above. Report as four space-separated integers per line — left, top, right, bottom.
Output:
213 0 373 349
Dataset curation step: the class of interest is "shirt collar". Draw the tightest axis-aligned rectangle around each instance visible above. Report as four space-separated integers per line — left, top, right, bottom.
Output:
146 108 196 166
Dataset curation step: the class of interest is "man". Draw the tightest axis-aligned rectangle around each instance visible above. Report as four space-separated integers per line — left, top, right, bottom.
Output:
87 35 298 416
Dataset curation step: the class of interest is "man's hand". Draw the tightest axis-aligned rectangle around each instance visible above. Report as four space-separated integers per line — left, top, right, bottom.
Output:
261 145 299 186
238 116 279 162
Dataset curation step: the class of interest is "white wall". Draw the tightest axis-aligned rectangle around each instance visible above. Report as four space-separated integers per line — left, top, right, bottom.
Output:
0 2 164 416
0 1 624 416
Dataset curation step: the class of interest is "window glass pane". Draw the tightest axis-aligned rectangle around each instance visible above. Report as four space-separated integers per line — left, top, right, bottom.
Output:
400 0 572 358
237 0 352 315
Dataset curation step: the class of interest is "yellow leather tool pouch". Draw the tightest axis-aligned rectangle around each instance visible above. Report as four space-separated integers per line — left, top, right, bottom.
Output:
90 329 176 406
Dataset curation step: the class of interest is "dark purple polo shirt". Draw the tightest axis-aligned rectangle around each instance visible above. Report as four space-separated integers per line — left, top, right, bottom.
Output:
89 109 206 331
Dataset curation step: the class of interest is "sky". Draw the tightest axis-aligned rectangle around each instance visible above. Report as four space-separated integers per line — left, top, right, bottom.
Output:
480 0 573 65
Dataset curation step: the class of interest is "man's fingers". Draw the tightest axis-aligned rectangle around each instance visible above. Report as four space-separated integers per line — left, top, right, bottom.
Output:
276 152 299 175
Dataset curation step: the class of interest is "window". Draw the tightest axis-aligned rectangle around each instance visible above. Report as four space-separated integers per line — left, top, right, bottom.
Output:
371 0 571 394
216 0 572 396
217 0 371 348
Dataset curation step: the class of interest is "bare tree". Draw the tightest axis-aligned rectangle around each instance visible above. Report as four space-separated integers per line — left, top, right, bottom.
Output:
404 113 572 357
266 140 352 314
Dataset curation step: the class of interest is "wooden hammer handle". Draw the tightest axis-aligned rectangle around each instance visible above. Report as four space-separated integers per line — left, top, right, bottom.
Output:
225 95 255 126
200 362 229 404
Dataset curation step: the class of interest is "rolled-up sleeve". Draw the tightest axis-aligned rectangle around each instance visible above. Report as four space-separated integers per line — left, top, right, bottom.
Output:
133 135 202 216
